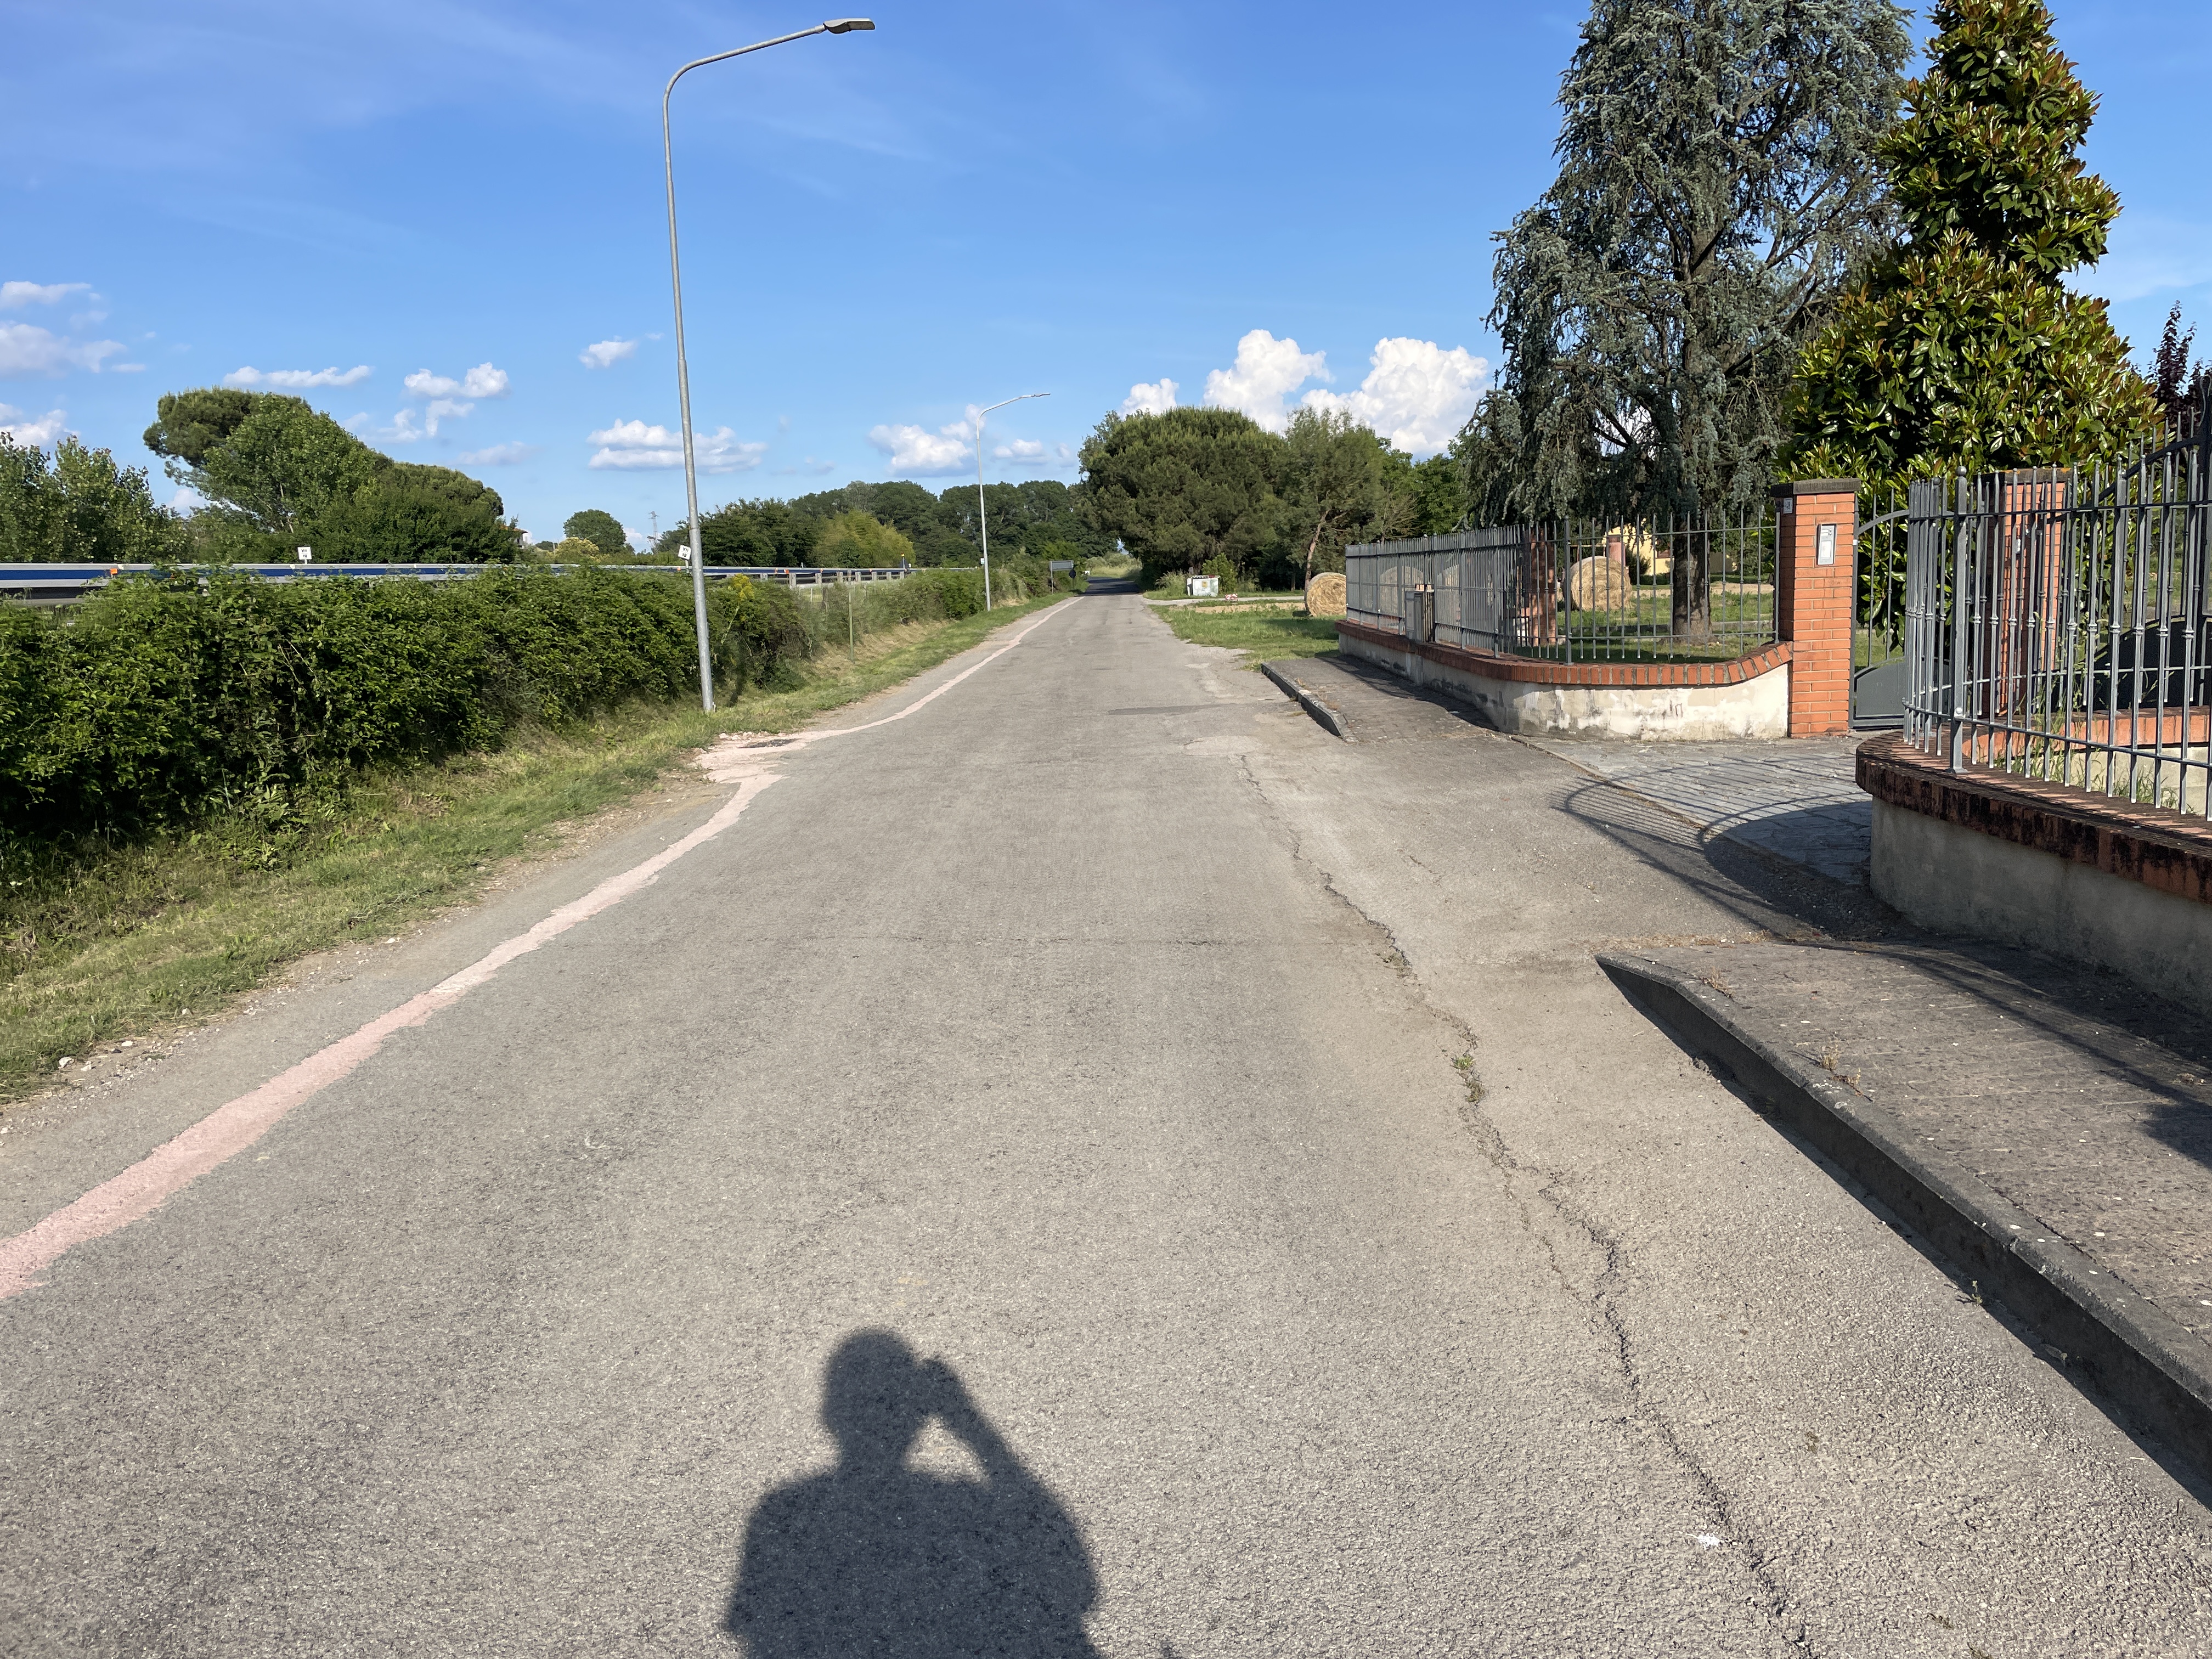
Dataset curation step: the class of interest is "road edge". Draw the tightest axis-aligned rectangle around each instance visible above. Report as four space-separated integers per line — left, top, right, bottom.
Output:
1261 659 1351 741
1596 949 2212 1483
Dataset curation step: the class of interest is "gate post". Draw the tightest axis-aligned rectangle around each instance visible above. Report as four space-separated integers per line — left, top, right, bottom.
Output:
1774 478 1859 737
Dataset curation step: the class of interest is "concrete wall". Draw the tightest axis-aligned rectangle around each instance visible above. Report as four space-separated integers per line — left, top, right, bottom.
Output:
1339 628 1791 742
1872 798 2212 1018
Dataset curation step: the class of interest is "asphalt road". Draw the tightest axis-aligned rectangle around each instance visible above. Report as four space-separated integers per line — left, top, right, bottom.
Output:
2 594 2207 1656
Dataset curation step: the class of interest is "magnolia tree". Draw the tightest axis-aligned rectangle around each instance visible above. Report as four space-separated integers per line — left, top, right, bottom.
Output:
1789 0 2160 486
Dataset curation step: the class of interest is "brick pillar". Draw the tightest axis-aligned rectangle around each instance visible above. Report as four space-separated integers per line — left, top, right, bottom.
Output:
1774 478 1858 737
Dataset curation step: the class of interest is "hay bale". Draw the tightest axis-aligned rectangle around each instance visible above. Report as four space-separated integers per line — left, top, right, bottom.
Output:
1567 554 1634 612
1305 571 1347 618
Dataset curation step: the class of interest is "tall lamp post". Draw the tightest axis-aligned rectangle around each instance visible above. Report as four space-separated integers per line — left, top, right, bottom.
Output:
971 392 1048 610
664 18 875 712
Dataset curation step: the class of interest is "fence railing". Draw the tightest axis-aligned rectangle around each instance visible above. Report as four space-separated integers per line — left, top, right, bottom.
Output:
0 561 927 607
1901 429 2212 816
1345 510 1781 663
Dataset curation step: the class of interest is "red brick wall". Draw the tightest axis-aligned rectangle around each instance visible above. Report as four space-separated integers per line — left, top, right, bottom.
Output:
1776 486 1857 736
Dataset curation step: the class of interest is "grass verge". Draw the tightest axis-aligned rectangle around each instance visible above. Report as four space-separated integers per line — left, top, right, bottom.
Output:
0 595 1064 1105
1159 602 1340 664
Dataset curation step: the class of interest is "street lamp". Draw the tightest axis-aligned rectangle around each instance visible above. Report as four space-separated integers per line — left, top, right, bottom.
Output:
972 392 1048 610
664 18 875 712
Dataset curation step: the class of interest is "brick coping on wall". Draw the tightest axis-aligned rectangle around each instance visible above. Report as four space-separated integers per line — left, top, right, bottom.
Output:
1336 619 1792 689
1857 733 2212 908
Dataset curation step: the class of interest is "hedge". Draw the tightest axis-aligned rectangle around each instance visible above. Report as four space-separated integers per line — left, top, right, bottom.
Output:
0 567 800 844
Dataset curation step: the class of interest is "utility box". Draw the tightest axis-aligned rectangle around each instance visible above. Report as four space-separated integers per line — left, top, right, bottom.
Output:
1187 575 1220 597
1403 584 1435 644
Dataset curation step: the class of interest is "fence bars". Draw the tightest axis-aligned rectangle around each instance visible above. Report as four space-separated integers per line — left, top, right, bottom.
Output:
1346 510 1781 664
1902 431 2212 818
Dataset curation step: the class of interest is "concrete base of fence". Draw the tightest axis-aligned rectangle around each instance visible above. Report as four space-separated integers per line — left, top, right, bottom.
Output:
1336 622 1791 741
1860 736 2212 1019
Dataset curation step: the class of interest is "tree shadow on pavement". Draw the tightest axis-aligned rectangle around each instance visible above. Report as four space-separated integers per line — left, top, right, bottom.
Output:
1559 777 1895 943
725 1330 1104 1658
1569 779 2212 1177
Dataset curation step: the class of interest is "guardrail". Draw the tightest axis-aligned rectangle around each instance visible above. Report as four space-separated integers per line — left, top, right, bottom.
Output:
0 561 933 606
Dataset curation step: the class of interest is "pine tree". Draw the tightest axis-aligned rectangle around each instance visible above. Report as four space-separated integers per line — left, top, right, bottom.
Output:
1789 0 2159 486
1479 0 1910 528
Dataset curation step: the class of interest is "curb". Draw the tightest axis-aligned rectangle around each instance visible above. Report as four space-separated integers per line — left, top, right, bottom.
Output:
1598 951 2212 1482
1261 661 1351 741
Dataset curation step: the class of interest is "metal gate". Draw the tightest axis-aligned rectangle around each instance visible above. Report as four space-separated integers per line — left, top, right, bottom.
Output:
1851 495 1908 729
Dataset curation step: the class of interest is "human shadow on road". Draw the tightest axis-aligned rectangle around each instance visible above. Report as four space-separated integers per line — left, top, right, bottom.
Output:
725 1330 1103 1658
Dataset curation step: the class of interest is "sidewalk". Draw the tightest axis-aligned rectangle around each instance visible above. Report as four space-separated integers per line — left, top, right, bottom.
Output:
1266 649 2212 1472
1270 653 1868 882
1605 939 2212 1474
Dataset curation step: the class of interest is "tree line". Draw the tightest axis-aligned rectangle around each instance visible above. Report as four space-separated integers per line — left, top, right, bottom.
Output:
1 388 520 565
1084 0 2205 610
1076 407 1468 592
654 478 1118 572
13 1 2198 595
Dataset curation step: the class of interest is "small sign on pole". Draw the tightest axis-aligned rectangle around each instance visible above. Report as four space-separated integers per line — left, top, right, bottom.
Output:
296 546 314 563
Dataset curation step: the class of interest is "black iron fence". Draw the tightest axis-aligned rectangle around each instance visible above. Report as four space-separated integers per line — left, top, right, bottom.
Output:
1900 426 2212 816
1345 510 1780 664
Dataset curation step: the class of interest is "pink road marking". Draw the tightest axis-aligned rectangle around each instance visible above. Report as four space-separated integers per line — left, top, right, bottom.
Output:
0 597 1080 1300
0 771 788 1299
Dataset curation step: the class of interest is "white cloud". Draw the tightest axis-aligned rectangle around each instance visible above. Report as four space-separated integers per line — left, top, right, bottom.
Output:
376 409 424 444
580 338 637 369
588 418 765 473
168 484 206 513
1121 378 1180 416
224 363 374 390
0 402 71 445
1203 330 1330 433
0 281 89 309
404 362 509 399
868 420 973 475
0 323 127 378
456 441 539 466
994 437 1047 464
2084 216 2212 304
1301 337 1491 456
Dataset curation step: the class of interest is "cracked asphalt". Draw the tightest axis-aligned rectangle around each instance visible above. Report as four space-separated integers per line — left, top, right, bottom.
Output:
2 592 2208 1656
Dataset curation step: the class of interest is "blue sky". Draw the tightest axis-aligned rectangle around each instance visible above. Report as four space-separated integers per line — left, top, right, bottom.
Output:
5 1 2209 548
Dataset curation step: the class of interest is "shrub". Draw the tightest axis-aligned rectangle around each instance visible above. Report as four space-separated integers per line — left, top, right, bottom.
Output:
0 568 797 845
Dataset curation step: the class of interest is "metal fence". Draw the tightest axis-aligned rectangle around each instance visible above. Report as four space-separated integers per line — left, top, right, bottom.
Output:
1345 510 1780 663
0 561 926 607
1900 427 2212 815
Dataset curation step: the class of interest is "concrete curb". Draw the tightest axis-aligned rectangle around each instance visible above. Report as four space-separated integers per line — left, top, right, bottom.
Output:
1598 950 2212 1482
1261 661 1351 741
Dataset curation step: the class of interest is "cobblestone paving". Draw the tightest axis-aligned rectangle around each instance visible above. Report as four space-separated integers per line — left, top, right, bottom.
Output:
1521 735 1870 886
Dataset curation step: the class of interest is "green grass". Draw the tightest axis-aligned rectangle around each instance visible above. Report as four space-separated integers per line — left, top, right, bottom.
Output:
1158 602 1340 664
0 595 1063 1105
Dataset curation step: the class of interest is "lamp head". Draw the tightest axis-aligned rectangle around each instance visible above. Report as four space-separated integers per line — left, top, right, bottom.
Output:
824 18 875 30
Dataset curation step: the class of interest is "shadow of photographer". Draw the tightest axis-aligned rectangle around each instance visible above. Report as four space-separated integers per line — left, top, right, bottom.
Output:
726 1329 1103 1657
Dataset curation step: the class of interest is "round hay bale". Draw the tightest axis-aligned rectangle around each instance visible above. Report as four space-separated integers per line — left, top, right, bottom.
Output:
1305 571 1347 618
1567 554 1633 612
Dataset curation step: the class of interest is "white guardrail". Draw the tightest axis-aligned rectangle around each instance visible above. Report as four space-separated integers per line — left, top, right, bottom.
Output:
0 561 933 606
